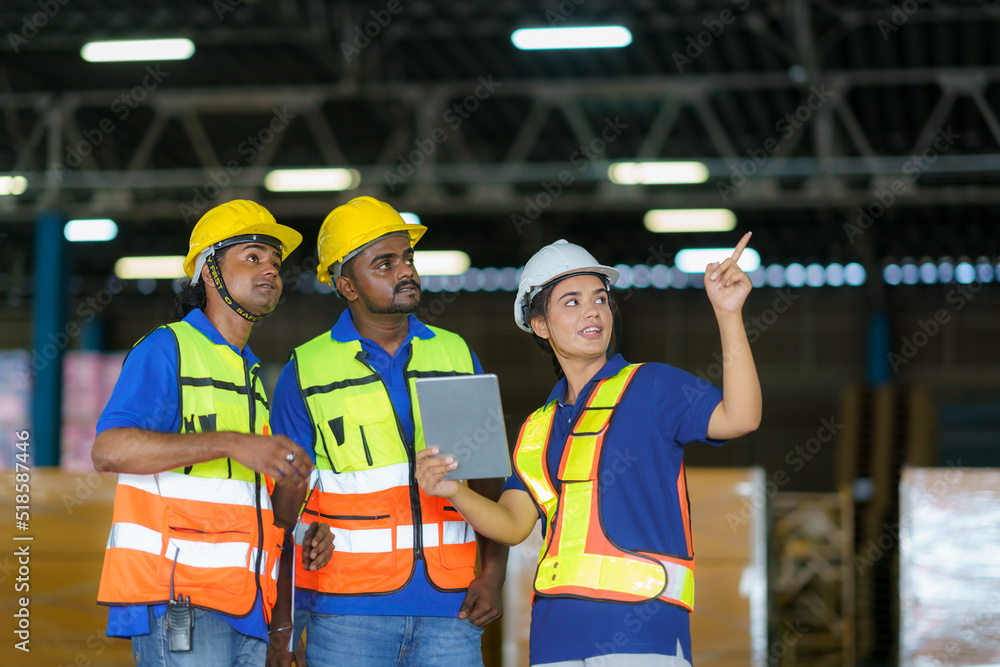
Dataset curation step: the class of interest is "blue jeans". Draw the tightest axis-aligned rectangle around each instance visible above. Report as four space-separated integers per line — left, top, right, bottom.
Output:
294 612 484 667
132 606 266 667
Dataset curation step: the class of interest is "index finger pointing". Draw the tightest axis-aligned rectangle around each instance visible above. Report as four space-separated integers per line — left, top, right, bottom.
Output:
730 231 752 262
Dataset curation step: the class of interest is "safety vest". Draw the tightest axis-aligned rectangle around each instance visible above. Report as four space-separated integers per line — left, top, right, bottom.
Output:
513 363 696 611
291 326 478 596
97 320 283 621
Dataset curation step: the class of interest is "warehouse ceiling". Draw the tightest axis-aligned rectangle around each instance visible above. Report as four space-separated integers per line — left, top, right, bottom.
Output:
1 0 999 276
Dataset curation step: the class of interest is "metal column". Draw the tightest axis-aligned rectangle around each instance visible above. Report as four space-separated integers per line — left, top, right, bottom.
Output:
30 210 66 466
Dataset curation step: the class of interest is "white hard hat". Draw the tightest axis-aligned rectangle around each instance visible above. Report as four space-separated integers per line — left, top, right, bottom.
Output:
514 239 620 332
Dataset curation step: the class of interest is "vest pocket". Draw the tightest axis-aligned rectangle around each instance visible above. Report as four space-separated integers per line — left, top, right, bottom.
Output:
316 418 367 472
160 508 253 599
318 498 398 578
344 396 405 470
435 497 477 571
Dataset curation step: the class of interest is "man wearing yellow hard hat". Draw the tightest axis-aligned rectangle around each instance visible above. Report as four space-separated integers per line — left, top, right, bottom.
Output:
92 200 333 666
269 196 508 666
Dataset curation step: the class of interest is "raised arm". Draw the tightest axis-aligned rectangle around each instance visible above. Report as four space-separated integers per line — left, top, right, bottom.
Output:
415 448 539 546
704 231 763 440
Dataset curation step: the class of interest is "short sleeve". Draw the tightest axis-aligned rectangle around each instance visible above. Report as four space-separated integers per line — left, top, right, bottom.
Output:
503 474 527 493
97 328 181 434
652 364 724 446
270 359 318 462
470 350 485 375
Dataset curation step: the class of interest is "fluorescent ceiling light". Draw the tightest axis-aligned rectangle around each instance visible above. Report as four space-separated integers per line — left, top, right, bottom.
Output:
675 247 761 274
511 26 632 50
0 176 27 196
264 168 360 192
608 162 709 185
64 218 119 242
400 212 421 225
644 209 736 233
81 38 195 63
114 256 185 280
414 251 471 276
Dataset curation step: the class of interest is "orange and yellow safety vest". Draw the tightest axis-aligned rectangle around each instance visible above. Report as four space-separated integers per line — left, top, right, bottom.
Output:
291 328 478 595
97 321 283 620
513 363 696 611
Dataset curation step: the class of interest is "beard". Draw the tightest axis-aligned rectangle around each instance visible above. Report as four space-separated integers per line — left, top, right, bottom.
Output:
357 281 421 315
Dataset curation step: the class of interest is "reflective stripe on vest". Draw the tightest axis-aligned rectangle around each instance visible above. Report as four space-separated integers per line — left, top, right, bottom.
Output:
97 321 283 620
292 327 478 595
513 363 696 611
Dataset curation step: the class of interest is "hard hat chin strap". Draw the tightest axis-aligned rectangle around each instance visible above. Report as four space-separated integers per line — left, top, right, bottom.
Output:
205 254 265 323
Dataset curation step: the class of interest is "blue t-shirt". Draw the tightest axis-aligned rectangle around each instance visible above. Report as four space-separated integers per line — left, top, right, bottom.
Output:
96 308 269 642
270 309 484 617
503 354 723 664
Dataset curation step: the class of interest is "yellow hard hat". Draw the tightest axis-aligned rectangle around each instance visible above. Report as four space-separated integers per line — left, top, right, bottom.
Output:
183 200 302 279
316 196 427 286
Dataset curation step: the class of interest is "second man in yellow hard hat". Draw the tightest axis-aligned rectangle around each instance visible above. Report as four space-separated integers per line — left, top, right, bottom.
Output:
269 196 508 666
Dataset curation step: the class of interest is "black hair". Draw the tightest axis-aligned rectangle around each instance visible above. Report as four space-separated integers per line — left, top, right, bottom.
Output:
172 246 231 320
330 256 356 300
526 279 621 379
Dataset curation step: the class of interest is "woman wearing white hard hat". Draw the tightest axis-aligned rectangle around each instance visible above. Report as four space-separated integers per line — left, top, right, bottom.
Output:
416 234 762 666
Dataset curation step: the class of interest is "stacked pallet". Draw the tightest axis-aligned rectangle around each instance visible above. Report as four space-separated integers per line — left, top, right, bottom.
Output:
771 491 854 666
836 384 936 664
61 351 126 473
0 351 31 469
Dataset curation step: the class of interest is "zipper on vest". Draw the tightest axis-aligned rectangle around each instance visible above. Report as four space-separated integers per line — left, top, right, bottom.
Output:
245 359 265 596
400 345 425 562
359 425 374 467
169 526 250 535
303 508 389 521
356 352 424 562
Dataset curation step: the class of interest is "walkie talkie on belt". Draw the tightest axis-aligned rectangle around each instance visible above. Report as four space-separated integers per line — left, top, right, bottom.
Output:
167 553 193 652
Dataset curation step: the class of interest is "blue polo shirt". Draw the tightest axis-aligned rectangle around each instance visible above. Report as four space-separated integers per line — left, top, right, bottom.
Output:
503 354 723 664
270 309 484 617
96 308 269 642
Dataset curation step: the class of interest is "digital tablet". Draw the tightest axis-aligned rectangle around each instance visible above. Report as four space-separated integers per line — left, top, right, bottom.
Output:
415 374 512 480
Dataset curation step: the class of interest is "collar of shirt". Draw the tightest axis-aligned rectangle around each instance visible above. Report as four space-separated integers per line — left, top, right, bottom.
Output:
546 353 629 408
328 309 436 347
181 308 261 367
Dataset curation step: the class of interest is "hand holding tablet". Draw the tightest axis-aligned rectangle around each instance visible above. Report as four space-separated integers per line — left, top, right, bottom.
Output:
415 374 512 480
